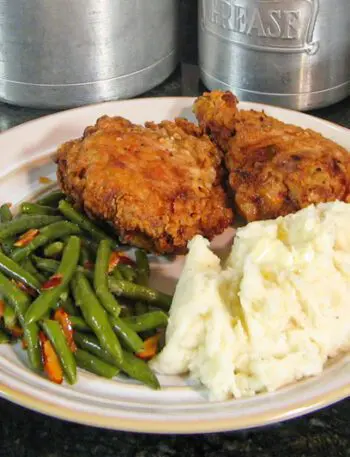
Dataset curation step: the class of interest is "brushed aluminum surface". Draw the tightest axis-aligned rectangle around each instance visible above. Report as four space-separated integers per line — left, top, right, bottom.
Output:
199 0 350 110
0 0 179 108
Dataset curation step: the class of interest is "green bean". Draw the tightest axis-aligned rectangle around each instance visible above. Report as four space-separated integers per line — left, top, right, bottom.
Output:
79 245 92 267
58 200 118 248
108 277 172 310
60 295 79 316
41 310 51 320
21 258 46 283
70 315 91 332
36 191 65 207
0 204 13 222
41 319 77 384
109 316 144 353
0 273 30 319
80 267 94 281
75 348 119 379
25 236 81 324
24 324 42 368
3 304 17 329
117 264 137 282
59 289 68 302
94 240 120 318
20 202 58 216
133 304 154 339
81 237 98 255
0 207 15 256
111 266 123 281
0 237 14 256
74 332 160 389
0 215 62 240
43 241 64 258
72 272 123 365
0 249 41 292
135 250 150 286
51 292 76 315
123 311 168 333
0 271 41 369
11 221 80 263
127 302 150 339
0 329 10 343
33 256 93 280
63 236 97 260
32 256 59 274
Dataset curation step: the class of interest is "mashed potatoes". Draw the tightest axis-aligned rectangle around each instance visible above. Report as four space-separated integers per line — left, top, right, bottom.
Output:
151 202 350 401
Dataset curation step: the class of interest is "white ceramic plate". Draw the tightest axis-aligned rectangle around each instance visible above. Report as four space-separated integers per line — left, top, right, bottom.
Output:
0 97 349 434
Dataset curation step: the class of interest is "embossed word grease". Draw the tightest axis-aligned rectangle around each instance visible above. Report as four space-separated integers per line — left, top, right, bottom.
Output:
202 0 319 54
209 1 300 38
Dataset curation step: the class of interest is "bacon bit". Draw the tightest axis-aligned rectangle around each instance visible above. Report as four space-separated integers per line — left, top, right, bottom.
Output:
8 325 23 338
12 280 37 297
54 308 77 353
118 255 136 267
22 339 28 349
136 334 161 361
39 331 63 384
108 251 135 272
41 274 63 291
108 252 120 272
14 228 40 247
83 260 94 270
39 176 54 184
0 300 5 318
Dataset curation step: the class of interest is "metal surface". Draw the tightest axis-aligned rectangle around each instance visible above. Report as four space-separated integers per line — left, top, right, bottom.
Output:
198 0 350 110
0 0 179 108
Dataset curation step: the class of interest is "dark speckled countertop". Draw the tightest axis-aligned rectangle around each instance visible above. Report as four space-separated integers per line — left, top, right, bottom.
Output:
1 1 350 455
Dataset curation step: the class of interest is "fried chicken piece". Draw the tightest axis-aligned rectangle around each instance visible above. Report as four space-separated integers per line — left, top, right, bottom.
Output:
56 115 233 254
194 91 350 221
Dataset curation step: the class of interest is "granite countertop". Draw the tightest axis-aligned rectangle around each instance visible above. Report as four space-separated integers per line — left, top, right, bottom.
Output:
1 1 350 456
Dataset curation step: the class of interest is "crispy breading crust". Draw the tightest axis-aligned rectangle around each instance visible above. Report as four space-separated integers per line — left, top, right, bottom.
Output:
56 115 233 254
194 91 350 221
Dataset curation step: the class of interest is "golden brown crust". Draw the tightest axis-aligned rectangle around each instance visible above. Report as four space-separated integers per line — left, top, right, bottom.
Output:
194 91 239 151
56 115 233 254
194 91 350 222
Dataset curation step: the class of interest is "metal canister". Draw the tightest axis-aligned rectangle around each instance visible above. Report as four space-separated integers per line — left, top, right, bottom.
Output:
199 0 350 110
0 0 179 108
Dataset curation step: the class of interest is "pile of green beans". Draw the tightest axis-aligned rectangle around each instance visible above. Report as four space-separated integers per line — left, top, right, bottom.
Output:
0 194 171 389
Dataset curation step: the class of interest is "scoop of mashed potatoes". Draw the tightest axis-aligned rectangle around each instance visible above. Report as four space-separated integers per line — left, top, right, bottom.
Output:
151 202 350 401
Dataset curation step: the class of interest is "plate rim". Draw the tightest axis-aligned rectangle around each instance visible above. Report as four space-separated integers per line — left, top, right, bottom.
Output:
0 380 349 433
0 95 349 433
1 95 349 137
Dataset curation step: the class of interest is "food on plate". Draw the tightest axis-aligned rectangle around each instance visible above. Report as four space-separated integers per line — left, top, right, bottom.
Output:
0 196 169 388
194 91 350 222
56 115 233 254
151 201 350 401
2 93 350 401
